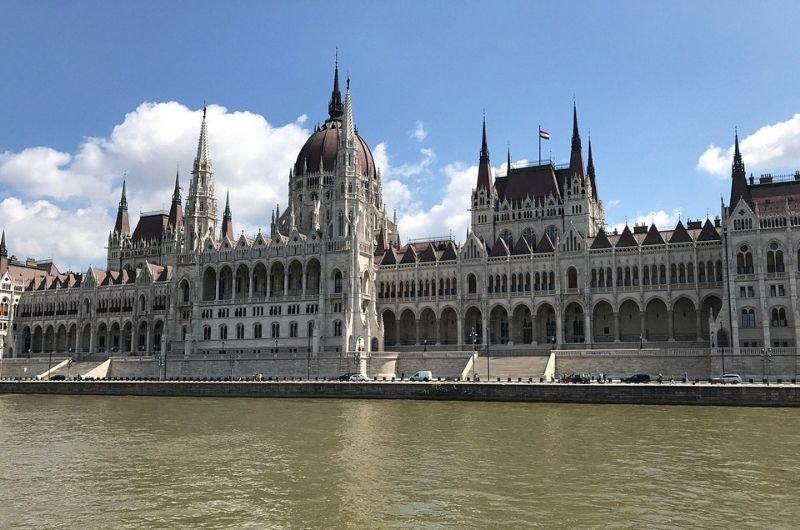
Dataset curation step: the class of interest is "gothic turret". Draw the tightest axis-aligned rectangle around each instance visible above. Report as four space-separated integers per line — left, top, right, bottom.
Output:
729 128 753 209
221 191 233 241
569 102 584 178
0 229 6 258
168 170 183 230
328 55 343 120
114 180 130 236
476 117 493 191
587 136 598 200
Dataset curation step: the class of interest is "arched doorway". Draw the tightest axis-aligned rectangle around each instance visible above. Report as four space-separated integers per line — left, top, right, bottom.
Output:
645 298 669 341
398 309 416 345
382 309 397 347
619 299 642 342
673 297 698 341
418 308 437 346
511 304 533 344
564 302 585 343
464 306 483 345
489 305 509 345
536 304 556 345
439 307 458 345
592 301 614 342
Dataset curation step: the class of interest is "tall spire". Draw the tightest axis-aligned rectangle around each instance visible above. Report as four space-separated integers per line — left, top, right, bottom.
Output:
476 115 493 191
168 169 183 229
0 229 7 257
114 179 130 236
586 136 598 200
328 52 344 121
507 144 512 175
194 105 211 171
732 127 745 174
729 127 752 208
342 77 355 142
569 101 584 177
221 190 233 241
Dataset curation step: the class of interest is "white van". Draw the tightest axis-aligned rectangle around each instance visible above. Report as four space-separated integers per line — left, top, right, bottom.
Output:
409 370 433 381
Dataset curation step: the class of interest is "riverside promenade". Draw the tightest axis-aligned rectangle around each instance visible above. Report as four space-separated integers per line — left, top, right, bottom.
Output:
1 379 798 407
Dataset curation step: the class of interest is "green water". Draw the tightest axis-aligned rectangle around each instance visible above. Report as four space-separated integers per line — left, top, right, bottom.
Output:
0 395 797 529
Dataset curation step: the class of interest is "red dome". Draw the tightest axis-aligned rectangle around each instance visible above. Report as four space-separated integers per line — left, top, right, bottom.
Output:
294 120 376 178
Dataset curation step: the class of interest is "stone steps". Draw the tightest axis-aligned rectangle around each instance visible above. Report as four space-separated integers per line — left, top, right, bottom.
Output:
472 355 550 380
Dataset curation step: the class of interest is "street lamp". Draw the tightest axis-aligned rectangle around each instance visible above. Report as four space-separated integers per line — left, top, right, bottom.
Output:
47 350 52 380
423 339 427 352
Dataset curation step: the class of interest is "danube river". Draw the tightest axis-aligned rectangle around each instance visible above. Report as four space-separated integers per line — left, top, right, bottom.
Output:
0 395 797 529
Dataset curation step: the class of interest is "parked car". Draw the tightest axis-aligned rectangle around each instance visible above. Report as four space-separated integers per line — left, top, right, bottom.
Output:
409 370 433 381
711 373 742 384
622 373 651 383
49 374 66 381
338 373 358 381
348 373 369 382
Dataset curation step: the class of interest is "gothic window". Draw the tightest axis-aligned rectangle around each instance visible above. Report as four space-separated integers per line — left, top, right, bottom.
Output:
767 242 785 273
290 321 298 338
546 225 557 242
334 320 343 337
770 307 788 327
567 267 578 289
203 326 211 340
500 229 513 249
254 322 262 339
219 324 228 340
236 323 245 339
741 308 756 328
271 322 280 338
337 211 345 237
522 227 535 249
737 245 754 274
333 270 343 294
467 274 477 294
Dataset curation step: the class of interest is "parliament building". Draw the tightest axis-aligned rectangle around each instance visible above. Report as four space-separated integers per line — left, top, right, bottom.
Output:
2 63 799 367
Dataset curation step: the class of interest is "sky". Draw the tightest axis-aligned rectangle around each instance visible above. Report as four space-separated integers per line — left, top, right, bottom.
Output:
1 0 799 271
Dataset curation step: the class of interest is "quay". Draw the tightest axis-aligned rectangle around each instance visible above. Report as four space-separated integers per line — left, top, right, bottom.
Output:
1 379 798 407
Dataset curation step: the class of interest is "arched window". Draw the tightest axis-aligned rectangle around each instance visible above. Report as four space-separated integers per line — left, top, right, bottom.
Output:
219 324 228 340
203 325 211 340
271 322 280 338
767 242 785 273
741 308 756 328
522 227 536 249
333 270 343 294
334 320 343 336
500 229 513 249
737 245 754 274
468 274 477 294
236 323 245 339
254 322 262 339
567 267 578 289
771 307 788 327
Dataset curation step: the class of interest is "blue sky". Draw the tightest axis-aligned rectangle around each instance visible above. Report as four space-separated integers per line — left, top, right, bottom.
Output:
1 1 799 269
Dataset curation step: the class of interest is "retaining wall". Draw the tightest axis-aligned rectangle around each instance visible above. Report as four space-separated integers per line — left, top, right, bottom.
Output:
0 380 797 407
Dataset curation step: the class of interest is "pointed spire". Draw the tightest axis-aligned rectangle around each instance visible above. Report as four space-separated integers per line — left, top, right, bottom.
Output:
569 101 584 177
0 229 7 257
342 77 355 143
733 127 745 174
114 179 130 236
507 143 512 175
729 127 752 208
328 52 344 121
586 136 598 200
194 105 211 171
221 190 233 241
168 170 183 230
476 115 493 191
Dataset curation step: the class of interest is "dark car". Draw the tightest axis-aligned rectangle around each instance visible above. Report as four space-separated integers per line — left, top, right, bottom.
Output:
49 374 66 381
622 374 651 383
338 373 357 381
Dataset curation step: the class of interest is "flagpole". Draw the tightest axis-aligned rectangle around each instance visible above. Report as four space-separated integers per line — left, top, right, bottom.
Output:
538 124 541 165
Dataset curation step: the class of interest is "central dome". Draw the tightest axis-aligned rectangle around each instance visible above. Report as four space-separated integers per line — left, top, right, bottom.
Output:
293 120 376 178
293 63 376 179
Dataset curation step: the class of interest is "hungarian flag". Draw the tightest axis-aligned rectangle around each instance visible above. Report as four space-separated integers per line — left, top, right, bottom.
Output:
539 128 550 140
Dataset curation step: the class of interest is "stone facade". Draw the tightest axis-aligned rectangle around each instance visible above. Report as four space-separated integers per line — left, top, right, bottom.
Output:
5 64 800 369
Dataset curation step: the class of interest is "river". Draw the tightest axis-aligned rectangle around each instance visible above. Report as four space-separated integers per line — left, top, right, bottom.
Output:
0 395 797 529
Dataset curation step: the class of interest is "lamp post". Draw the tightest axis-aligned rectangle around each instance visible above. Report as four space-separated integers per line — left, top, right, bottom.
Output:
423 339 427 352
47 350 52 380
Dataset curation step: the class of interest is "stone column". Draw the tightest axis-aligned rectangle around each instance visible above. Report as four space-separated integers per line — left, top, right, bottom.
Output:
456 314 463 348
415 318 421 345
667 310 675 342
613 311 621 342
531 314 538 345
640 312 647 342
556 310 564 346
584 312 592 346
283 273 289 298
695 308 703 341
248 272 254 300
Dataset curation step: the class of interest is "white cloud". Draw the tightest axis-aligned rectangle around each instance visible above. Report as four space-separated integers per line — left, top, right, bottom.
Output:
409 121 428 142
0 197 112 269
395 162 478 243
0 101 310 268
697 113 800 178
606 199 621 208
609 208 683 233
